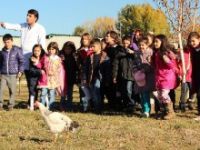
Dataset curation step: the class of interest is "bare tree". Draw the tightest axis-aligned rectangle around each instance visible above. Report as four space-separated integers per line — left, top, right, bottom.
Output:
154 0 200 82
154 0 200 109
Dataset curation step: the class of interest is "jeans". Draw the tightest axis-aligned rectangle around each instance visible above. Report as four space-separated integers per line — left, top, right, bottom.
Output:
120 79 134 108
0 75 17 107
40 88 55 109
60 84 74 110
91 79 102 112
140 92 151 113
80 85 92 111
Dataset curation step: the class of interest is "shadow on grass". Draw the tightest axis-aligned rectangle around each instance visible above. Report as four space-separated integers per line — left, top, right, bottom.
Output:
13 100 143 117
19 136 52 143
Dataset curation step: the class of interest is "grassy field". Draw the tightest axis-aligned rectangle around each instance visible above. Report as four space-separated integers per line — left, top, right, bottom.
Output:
0 82 200 150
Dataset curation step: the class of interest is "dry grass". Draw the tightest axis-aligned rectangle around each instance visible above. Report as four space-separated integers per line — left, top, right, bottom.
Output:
0 81 200 150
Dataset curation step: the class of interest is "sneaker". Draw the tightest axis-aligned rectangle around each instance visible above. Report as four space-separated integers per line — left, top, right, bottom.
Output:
141 112 150 118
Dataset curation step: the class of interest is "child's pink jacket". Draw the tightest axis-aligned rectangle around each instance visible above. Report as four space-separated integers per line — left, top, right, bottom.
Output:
178 48 192 82
35 55 49 88
154 50 178 90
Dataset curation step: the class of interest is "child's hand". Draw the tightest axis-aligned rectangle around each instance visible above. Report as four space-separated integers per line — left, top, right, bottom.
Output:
41 70 45 75
31 56 38 63
127 49 134 54
48 70 54 76
113 78 117 84
163 55 170 63
147 56 151 63
17 72 22 79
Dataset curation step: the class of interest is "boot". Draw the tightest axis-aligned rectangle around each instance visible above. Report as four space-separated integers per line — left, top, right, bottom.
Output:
163 102 175 120
179 102 186 112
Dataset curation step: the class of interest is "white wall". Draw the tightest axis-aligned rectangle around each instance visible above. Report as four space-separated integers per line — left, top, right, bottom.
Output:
0 35 81 50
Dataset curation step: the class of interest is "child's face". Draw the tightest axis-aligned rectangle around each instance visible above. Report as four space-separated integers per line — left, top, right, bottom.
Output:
3 39 13 49
64 47 72 55
147 36 153 46
48 47 57 55
135 32 141 41
33 46 41 58
190 37 200 48
154 38 162 49
122 39 131 49
105 34 115 45
91 43 101 53
139 41 148 51
82 36 90 47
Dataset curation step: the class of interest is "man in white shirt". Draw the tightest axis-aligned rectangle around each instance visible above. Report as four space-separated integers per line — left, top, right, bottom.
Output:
0 9 46 70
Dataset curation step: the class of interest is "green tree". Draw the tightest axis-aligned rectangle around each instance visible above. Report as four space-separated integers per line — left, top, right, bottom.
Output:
118 4 170 36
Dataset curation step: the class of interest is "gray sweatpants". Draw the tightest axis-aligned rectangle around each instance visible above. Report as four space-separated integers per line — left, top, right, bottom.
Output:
0 75 17 107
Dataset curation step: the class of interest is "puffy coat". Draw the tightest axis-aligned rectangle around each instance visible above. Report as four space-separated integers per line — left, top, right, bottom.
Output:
0 45 24 74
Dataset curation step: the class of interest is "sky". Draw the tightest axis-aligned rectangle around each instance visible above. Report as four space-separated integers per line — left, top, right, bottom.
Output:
0 0 155 36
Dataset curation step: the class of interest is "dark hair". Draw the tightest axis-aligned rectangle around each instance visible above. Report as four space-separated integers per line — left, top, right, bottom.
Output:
101 38 106 43
90 38 101 45
28 9 39 22
106 30 121 45
187 32 200 47
3 34 13 41
132 29 143 46
154 34 170 55
32 44 46 58
47 42 59 55
122 35 131 42
138 36 149 45
62 41 76 54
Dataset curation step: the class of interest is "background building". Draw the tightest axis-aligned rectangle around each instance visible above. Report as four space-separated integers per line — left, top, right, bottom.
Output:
0 34 81 50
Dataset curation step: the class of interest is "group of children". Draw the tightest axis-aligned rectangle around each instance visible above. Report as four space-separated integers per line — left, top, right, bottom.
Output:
0 30 200 120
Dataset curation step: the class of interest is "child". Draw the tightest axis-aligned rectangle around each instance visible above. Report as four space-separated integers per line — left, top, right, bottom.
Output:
77 33 93 112
178 43 192 111
146 32 154 48
46 42 62 110
60 41 77 111
32 45 49 108
186 32 200 120
152 34 178 120
88 38 103 113
105 30 123 110
112 35 135 113
0 34 24 111
27 44 45 110
133 37 154 118
98 39 112 109
131 29 143 51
